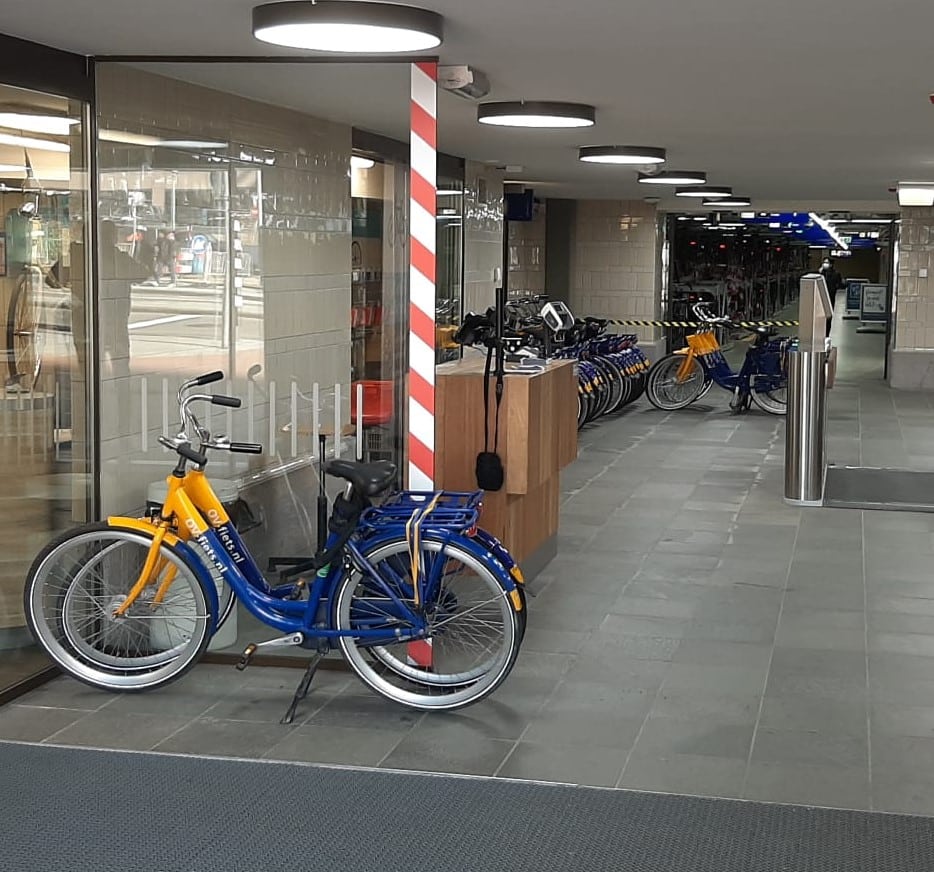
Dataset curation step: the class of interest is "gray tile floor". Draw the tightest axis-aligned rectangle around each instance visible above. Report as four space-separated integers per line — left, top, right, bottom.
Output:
8 305 934 816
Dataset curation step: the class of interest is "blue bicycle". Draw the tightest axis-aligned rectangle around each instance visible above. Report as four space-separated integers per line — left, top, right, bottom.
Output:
25 374 525 712
646 303 790 415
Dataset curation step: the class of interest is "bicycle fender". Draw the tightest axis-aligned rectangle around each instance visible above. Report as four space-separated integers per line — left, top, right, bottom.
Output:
106 516 182 547
360 529 524 613
105 517 220 632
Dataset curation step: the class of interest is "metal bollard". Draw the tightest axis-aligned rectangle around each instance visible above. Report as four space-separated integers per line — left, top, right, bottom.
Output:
784 348 828 505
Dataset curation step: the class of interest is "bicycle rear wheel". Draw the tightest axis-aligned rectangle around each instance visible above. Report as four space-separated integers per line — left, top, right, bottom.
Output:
24 523 213 691
335 536 520 710
646 354 708 410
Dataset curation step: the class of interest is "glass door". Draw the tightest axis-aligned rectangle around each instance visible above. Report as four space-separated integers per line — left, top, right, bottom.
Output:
0 83 93 693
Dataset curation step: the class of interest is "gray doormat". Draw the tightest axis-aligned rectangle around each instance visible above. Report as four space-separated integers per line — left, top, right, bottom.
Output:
1 741 932 872
824 466 934 512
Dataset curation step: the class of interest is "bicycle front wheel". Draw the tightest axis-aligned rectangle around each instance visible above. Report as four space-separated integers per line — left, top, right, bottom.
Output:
751 382 787 415
646 354 708 410
7 276 43 391
24 523 213 691
335 536 521 710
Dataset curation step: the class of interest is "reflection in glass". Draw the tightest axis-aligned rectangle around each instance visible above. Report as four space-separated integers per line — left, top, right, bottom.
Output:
436 177 464 363
0 82 92 692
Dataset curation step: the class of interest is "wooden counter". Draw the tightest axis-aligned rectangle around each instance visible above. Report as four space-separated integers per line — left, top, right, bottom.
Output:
435 357 578 573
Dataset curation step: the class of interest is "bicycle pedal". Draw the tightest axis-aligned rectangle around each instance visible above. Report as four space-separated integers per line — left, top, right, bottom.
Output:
236 643 257 671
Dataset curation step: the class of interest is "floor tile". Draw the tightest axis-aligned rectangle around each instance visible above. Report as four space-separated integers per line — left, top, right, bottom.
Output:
497 742 626 787
872 776 934 817
380 722 513 776
307 693 424 733
750 727 868 769
744 761 870 810
265 724 405 766
630 716 754 761
522 708 645 750
871 704 934 739
154 718 294 757
15 677 113 711
620 753 746 798
758 695 867 737
0 704 88 742
204 687 327 724
51 710 192 751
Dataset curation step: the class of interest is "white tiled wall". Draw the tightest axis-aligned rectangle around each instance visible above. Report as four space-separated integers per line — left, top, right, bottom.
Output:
569 200 661 341
464 161 505 314
896 207 934 350
96 65 352 513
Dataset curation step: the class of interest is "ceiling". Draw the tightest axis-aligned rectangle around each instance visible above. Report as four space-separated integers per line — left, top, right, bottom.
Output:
1 0 933 207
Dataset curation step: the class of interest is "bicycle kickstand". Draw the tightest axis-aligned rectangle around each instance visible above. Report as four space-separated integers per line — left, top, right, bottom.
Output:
280 653 324 725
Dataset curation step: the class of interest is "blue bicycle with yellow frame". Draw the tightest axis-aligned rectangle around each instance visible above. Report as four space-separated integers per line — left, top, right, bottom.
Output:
24 372 525 712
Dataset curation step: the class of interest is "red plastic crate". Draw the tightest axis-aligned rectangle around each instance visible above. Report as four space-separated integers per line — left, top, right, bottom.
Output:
351 380 394 426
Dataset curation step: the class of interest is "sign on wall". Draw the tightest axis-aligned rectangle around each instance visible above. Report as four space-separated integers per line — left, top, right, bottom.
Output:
845 278 868 318
860 283 887 324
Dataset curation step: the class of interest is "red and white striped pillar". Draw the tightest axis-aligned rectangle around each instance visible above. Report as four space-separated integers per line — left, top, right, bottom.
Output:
408 61 438 491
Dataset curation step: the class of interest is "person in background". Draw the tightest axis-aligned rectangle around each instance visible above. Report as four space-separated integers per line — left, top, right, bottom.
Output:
820 258 843 336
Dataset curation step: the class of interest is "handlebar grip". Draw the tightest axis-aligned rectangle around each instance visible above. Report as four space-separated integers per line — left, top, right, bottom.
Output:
229 442 264 455
178 444 208 465
194 371 224 386
211 395 241 409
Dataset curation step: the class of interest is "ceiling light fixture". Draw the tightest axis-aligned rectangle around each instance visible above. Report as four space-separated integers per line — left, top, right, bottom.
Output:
478 102 596 129
676 185 732 199
898 183 934 207
809 212 849 250
159 140 229 149
0 164 26 174
637 170 706 186
0 132 69 153
350 155 375 170
0 113 78 136
252 1 443 53
703 195 753 207
578 146 666 165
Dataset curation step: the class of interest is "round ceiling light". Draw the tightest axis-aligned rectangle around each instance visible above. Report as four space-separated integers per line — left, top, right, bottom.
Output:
252 1 443 53
637 170 706 186
675 185 732 199
351 155 375 170
478 102 596 129
703 195 753 207
579 146 666 165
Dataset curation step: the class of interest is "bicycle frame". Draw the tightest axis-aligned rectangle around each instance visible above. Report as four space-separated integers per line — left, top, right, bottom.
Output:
107 471 522 646
674 330 784 397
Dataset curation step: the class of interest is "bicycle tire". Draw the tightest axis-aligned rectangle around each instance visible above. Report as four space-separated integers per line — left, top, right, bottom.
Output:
24 522 213 692
750 384 787 415
334 535 521 711
595 356 626 414
589 359 618 418
646 354 708 411
7 274 43 390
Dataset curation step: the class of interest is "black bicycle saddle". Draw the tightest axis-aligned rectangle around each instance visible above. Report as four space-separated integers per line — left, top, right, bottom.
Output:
326 459 397 496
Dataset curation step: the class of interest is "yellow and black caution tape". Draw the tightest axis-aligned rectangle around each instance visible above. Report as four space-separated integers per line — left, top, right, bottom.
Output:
607 319 799 328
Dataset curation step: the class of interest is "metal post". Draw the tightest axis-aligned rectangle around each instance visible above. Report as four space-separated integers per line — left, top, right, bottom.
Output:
784 348 827 505
784 273 833 506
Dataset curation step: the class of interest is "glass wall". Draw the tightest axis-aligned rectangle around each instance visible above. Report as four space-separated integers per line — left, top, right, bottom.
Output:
350 153 409 472
96 63 359 517
0 82 92 692
436 173 464 364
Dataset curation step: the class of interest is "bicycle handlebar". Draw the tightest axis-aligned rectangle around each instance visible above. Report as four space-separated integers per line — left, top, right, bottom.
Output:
210 394 241 409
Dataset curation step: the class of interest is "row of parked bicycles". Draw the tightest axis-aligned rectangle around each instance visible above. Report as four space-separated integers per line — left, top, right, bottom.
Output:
456 296 791 423
456 296 652 430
